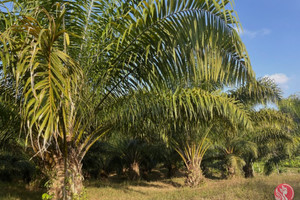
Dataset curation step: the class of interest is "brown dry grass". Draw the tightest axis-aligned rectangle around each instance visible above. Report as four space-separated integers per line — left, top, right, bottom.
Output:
86 174 300 200
0 173 299 199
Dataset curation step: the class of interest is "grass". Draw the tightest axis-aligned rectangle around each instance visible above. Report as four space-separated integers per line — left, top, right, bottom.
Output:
0 182 43 200
0 173 299 200
86 174 300 200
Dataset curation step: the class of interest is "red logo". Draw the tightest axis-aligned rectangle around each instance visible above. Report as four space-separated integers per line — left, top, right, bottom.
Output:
274 184 294 200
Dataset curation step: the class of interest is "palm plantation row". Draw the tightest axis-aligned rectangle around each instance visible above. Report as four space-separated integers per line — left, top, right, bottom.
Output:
0 0 299 199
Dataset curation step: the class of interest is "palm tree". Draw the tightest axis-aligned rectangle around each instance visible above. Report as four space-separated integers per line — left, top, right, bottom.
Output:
279 94 300 127
118 87 253 186
263 94 300 175
173 124 213 186
0 84 20 149
0 0 254 198
207 109 295 178
171 77 282 181
201 78 289 178
208 131 258 178
250 109 295 175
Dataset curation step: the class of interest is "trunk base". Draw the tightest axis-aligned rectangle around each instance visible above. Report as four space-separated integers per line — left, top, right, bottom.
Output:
227 166 236 179
167 164 177 178
185 163 204 187
46 154 84 200
243 163 254 178
129 161 140 181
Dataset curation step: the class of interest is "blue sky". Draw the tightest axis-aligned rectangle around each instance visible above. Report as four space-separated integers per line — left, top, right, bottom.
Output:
234 0 300 97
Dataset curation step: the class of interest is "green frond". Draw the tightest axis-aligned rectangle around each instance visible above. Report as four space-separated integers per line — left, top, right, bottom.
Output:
251 109 295 129
1 0 256 159
1 7 82 151
229 77 282 106
107 88 251 135
279 94 300 122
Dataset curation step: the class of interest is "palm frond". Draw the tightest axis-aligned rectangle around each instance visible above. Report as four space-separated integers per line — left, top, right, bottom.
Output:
1 7 82 151
107 87 251 134
229 77 282 106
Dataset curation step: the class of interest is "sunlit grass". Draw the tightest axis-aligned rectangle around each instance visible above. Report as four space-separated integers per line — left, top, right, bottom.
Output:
1 173 299 200
86 174 300 200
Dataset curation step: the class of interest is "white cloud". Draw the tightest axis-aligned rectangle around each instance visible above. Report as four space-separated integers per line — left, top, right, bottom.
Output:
235 28 271 39
264 73 290 89
265 73 289 84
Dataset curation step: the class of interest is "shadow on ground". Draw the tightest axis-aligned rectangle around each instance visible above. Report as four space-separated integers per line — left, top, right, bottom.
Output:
0 182 43 200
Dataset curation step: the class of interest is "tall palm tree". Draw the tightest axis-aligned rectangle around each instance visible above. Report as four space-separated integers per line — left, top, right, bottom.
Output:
1 0 254 198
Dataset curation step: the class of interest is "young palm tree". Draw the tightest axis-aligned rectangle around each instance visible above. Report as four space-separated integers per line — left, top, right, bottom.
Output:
111 85 254 185
201 78 289 178
1 0 254 198
212 134 257 178
170 78 282 182
202 109 294 178
255 110 295 175
279 94 300 125
173 125 212 186
242 90 296 177
278 94 300 163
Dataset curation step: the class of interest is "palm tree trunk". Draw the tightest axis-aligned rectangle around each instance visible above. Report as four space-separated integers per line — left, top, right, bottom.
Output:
227 165 236 178
167 164 177 178
129 161 140 181
47 151 84 199
243 162 254 178
276 163 280 174
185 159 203 187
